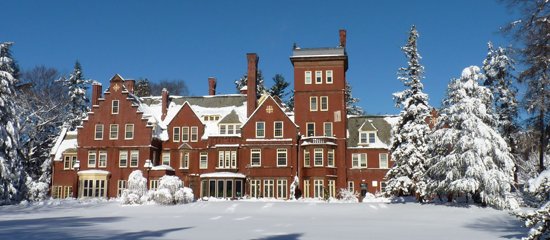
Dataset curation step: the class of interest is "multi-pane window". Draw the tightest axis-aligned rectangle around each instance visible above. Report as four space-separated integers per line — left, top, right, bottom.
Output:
256 122 265 138
274 121 283 138
231 151 237 168
327 149 335 167
263 179 274 198
219 124 241 135
277 149 287 167
306 123 315 137
117 180 127 197
125 124 134 140
360 132 368 144
200 152 208 169
309 97 318 111
98 151 107 168
320 96 328 111
352 153 367 168
304 150 310 167
63 155 76 170
95 124 104 140
324 122 333 137
64 186 73 198
328 180 336 198
250 149 261 167
191 126 198 142
150 180 159 190
130 150 139 167
52 186 63 198
326 70 333 84
277 179 287 199
305 71 312 84
119 150 128 168
112 100 119 114
162 151 170 165
250 179 261 198
369 133 376 143
303 180 310 198
173 127 180 142
88 151 96 167
180 152 189 169
379 153 389 169
315 71 322 84
348 181 355 192
314 148 323 167
80 179 106 198
314 179 324 198
110 124 119 140
181 127 189 142
218 150 237 169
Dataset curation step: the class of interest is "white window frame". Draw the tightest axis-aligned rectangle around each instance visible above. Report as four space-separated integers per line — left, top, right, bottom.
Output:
303 180 310 198
162 151 170 165
191 126 198 142
379 153 389 169
314 148 323 167
305 71 312 84
231 151 237 168
181 126 189 142
274 121 283 138
130 150 139 167
95 124 104 140
326 70 333 84
199 152 208 169
306 122 315 137
109 124 119 140
112 100 119 114
88 151 96 168
277 148 287 167
315 70 322 84
369 132 376 144
180 151 189 169
304 150 310 167
255 122 265 138
309 96 318 111
327 149 335 167
98 151 107 168
324 122 333 137
263 179 274 198
320 96 328 111
125 124 134 140
63 155 76 170
314 179 324 198
119 150 128 168
277 179 287 199
173 127 180 142
250 179 261 198
250 149 261 167
117 180 127 197
328 180 336 198
352 153 367 168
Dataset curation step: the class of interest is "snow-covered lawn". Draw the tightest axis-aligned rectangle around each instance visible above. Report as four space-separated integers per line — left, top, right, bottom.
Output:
0 199 527 240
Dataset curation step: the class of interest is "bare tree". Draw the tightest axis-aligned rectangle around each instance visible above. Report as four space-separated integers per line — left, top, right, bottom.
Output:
150 79 189 96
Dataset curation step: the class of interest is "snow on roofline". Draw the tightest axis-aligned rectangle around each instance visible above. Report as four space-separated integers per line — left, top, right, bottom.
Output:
78 170 110 175
200 172 246 178
151 165 175 171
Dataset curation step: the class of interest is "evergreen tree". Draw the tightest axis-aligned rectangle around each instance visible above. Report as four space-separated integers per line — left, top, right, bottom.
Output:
286 92 295 111
0 42 26 205
426 66 515 209
234 70 266 96
385 26 431 200
515 169 550 240
345 82 364 115
135 78 151 97
59 61 91 130
268 74 289 100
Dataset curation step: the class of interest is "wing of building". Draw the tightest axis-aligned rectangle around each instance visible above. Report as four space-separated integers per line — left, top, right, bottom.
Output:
49 30 399 200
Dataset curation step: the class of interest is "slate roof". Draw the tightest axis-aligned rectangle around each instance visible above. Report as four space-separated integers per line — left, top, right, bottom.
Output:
347 115 398 149
291 47 346 58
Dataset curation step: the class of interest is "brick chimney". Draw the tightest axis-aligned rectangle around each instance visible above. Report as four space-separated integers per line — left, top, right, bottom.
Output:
161 88 168 120
246 53 259 117
91 81 102 106
208 77 216 96
339 29 347 48
124 79 135 94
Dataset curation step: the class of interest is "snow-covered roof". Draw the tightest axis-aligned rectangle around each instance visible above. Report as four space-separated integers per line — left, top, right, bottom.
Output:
51 128 78 161
77 169 110 175
151 165 175 171
200 172 246 178
347 115 398 149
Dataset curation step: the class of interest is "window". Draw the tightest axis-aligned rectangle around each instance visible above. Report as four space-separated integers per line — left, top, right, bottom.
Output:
173 127 180 142
277 149 287 167
80 179 106 198
360 132 368 144
98 151 107 168
202 115 220 121
309 97 318 111
218 151 224 168
274 121 283 138
348 181 355 192
320 96 328 111
227 125 235 135
119 150 128 168
217 150 236 169
264 179 274 198
369 133 376 143
88 151 96 168
381 182 387 192
334 110 341 122
250 149 261 167
63 155 76 170
372 181 378 187
162 151 170 165
219 124 241 135
200 152 208 169
110 124 119 140
303 180 310 198
326 70 333 84
130 150 139 167
277 179 287 199
112 100 119 114
63 186 73 198
315 71 322 84
314 179 324 198
304 150 310 167
305 71 312 84
191 126 198 142
314 148 323 167
250 179 261 198
181 127 189 142
95 124 104 140
220 125 226 135
256 122 265 138
352 153 367 168
324 122 333 137
117 180 127 197
306 122 315 137
150 180 159 190
379 153 389 169
125 124 134 140
328 180 336 198
327 149 335 167
180 152 190 169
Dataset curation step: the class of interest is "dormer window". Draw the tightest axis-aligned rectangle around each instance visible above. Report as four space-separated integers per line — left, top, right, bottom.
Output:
202 115 220 121
219 124 241 135
359 131 376 144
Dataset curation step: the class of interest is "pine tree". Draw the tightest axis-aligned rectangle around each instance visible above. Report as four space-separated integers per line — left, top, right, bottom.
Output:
60 61 91 130
384 26 431 200
234 70 266 96
426 66 515 209
135 78 151 97
268 74 289 100
345 82 364 115
515 169 549 240
286 92 295 111
0 42 26 205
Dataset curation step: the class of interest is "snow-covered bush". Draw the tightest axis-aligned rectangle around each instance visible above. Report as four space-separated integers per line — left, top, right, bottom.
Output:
338 188 359 203
289 176 299 200
153 188 174 205
26 180 50 202
151 175 193 205
515 170 550 240
174 187 194 204
526 170 550 203
121 170 147 205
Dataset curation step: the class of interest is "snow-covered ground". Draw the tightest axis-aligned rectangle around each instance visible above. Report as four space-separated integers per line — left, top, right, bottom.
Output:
0 199 527 240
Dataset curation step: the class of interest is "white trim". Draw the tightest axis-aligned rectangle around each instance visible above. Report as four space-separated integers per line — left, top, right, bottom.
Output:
327 149 335 167
255 121 265 138
129 150 139 168
191 126 199 142
276 148 287 167
309 96 318 111
119 150 128 168
305 71 312 84
98 151 107 168
94 124 104 140
304 149 310 167
173 127 180 142
306 122 315 137
320 96 328 111
351 153 367 168
326 70 333 84
274 121 283 138
199 152 208 169
181 126 189 142
250 149 261 167
313 148 323 167
88 151 96 168
111 100 119 114
315 70 322 84
124 124 134 140
379 153 389 169
323 122 333 137
109 124 119 140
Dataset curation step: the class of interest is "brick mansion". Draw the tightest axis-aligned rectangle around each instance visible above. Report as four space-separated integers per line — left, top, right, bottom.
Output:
50 30 397 200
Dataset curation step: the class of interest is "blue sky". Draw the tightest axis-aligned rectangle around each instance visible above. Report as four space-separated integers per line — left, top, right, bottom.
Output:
1 0 517 115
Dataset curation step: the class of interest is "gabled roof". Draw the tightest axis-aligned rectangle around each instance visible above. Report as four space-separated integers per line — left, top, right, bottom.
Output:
347 115 398 149
359 120 377 132
219 110 241 124
242 94 298 129
50 128 78 161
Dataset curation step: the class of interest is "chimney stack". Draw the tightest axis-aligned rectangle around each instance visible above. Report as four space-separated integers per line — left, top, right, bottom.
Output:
246 53 259 117
161 88 169 120
208 77 217 96
92 81 102 106
339 29 347 48
124 79 135 94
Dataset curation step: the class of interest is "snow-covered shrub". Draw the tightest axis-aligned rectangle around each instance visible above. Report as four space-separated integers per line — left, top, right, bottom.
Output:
26 180 50 202
121 170 147 205
289 176 299 200
151 175 192 205
174 187 194 204
338 188 359 203
526 170 550 203
153 188 174 205
515 170 550 240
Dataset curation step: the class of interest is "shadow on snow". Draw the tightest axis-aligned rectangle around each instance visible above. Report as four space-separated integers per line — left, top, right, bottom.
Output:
252 233 304 240
464 215 528 239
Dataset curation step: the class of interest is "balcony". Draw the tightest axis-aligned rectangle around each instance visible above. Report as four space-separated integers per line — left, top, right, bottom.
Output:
301 136 337 146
